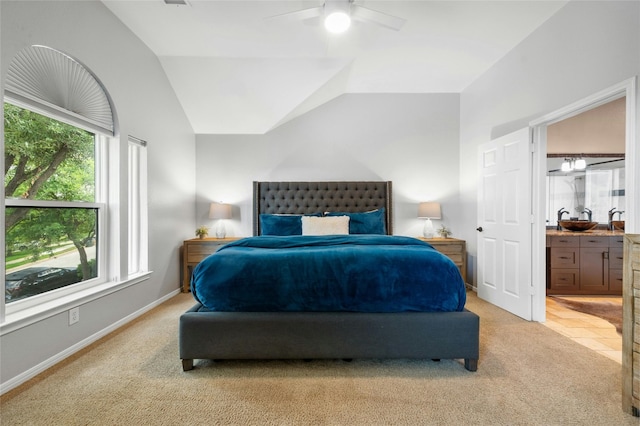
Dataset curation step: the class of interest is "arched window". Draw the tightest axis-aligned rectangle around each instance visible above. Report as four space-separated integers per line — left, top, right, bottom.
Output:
6 45 114 135
4 46 116 309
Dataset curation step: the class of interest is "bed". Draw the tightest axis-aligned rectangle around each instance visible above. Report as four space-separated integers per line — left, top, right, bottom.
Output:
180 181 479 371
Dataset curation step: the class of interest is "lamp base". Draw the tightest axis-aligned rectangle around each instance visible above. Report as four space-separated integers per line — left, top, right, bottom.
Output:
423 219 435 238
215 221 226 239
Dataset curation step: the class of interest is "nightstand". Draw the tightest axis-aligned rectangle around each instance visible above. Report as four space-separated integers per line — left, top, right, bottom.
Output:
181 237 240 292
419 237 467 283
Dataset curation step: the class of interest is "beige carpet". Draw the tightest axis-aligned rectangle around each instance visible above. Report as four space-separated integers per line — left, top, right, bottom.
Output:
1 292 636 425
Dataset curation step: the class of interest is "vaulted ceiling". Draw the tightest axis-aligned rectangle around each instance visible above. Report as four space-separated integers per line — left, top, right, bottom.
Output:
102 1 567 134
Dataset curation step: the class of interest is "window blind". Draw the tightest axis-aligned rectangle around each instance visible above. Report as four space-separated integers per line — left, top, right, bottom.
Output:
5 45 114 135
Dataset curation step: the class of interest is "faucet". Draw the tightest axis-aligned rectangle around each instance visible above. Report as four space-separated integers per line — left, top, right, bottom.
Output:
608 207 619 230
557 208 569 230
581 208 592 222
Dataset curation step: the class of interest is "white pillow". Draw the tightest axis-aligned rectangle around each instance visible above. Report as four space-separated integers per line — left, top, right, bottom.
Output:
301 216 349 235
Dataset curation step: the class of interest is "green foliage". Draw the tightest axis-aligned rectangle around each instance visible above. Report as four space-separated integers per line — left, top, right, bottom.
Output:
438 225 452 238
4 103 98 279
4 103 95 203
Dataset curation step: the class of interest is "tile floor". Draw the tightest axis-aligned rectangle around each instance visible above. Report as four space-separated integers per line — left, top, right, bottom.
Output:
544 296 622 364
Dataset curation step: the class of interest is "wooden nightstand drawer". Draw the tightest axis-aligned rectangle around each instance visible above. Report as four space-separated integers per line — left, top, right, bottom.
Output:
432 245 463 256
186 241 228 263
187 242 227 254
186 253 212 263
442 253 463 264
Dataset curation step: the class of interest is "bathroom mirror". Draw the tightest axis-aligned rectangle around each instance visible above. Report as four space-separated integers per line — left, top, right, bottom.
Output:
547 156 625 227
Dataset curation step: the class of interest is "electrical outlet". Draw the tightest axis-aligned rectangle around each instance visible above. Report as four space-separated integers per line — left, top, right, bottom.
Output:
69 307 80 325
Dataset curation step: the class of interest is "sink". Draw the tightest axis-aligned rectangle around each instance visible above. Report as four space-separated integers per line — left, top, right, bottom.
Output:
612 220 625 231
559 220 598 232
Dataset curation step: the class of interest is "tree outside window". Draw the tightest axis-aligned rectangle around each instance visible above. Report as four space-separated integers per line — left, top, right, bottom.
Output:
4 103 99 303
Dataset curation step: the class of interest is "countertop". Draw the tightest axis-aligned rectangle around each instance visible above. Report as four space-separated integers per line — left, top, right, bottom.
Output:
546 228 624 237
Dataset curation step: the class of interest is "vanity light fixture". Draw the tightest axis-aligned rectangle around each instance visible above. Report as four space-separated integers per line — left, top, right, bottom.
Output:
561 157 587 172
418 202 442 238
209 202 232 239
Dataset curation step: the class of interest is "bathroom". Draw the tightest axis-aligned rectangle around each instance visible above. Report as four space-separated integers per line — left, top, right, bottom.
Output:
545 96 626 296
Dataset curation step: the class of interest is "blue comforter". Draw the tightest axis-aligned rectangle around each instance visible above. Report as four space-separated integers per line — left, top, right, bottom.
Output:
191 235 466 313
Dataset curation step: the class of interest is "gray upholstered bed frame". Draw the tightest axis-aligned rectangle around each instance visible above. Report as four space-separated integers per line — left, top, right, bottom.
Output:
180 181 479 371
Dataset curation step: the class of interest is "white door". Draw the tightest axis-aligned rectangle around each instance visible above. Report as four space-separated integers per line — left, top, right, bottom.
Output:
477 128 532 320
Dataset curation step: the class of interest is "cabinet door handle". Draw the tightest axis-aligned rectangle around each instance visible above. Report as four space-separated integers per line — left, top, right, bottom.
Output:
559 256 570 260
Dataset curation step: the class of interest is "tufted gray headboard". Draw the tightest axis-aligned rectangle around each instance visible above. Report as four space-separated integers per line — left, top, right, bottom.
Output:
253 181 393 236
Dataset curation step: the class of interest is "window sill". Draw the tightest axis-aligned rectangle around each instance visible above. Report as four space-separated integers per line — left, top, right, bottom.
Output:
0 272 152 336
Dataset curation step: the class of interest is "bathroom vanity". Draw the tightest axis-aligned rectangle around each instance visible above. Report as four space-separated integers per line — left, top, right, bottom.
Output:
546 229 624 295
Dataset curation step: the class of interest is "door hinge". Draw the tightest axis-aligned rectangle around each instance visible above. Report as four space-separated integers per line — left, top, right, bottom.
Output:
530 142 535 153
530 285 536 295
530 214 535 224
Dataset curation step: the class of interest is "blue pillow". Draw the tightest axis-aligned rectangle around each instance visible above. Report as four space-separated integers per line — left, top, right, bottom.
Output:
325 208 386 234
259 213 322 236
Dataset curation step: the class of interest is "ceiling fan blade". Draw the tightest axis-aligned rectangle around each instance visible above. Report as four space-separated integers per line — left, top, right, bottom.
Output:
351 4 406 31
266 6 324 23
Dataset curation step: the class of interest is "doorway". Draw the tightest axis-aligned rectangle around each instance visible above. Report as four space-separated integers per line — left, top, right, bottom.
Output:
541 97 626 360
530 78 637 324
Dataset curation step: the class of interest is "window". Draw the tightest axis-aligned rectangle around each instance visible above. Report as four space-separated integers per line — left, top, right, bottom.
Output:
128 137 148 276
0 45 148 323
4 102 105 305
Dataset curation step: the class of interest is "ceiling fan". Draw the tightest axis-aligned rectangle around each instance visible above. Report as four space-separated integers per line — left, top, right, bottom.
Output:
268 0 406 34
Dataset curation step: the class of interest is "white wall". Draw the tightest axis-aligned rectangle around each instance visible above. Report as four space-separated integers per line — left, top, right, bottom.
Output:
196 93 461 239
459 1 640 284
0 1 196 388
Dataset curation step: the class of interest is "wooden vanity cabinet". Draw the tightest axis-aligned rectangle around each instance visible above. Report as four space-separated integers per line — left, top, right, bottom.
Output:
579 237 609 293
609 234 625 293
547 234 622 295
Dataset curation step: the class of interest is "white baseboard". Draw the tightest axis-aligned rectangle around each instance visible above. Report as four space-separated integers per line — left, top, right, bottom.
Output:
0 289 180 395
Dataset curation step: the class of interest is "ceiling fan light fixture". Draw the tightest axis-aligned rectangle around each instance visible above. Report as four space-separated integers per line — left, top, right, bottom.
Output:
325 11 351 33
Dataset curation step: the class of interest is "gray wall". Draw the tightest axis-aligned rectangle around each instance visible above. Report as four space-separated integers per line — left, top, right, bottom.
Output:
1 1 195 388
459 1 640 284
195 93 462 238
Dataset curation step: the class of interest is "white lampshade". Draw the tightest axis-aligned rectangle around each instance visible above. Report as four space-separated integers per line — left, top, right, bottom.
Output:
418 202 442 219
208 202 232 220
